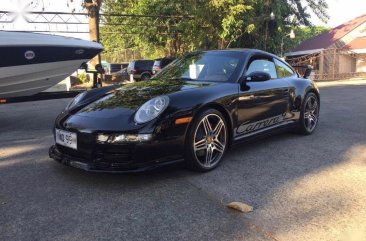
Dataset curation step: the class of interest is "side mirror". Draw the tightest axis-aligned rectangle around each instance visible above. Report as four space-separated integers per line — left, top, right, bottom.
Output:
239 71 271 91
243 71 271 82
303 65 312 79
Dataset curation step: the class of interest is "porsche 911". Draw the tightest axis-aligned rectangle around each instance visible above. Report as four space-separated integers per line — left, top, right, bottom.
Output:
49 49 320 172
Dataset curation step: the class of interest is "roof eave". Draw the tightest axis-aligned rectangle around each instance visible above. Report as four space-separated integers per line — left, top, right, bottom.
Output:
285 49 324 57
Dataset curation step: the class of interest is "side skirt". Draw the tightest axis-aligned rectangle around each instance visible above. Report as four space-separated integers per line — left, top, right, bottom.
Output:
232 121 298 145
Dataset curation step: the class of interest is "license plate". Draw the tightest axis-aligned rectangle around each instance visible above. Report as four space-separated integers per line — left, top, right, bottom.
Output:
55 129 77 150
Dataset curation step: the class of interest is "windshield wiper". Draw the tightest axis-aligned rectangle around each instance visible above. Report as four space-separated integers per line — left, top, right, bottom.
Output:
171 77 194 81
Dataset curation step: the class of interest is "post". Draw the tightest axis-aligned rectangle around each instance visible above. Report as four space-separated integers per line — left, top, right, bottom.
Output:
84 0 102 88
332 48 336 80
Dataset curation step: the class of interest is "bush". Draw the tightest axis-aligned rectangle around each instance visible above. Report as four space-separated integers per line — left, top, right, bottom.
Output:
77 72 89 84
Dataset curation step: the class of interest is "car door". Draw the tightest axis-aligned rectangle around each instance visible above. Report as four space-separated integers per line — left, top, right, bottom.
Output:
236 55 291 137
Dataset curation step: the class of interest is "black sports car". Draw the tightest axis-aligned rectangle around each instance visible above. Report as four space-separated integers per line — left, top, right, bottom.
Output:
49 49 320 173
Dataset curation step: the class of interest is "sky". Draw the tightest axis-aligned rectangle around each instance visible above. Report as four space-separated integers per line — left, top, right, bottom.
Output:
0 0 365 40
311 0 366 27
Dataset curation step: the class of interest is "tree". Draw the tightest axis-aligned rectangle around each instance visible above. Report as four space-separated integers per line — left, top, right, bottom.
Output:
284 26 329 54
100 0 329 60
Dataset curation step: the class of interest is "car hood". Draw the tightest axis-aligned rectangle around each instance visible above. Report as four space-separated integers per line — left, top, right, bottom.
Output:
74 79 211 119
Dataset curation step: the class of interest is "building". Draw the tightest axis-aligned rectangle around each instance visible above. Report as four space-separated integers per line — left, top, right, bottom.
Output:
286 14 366 80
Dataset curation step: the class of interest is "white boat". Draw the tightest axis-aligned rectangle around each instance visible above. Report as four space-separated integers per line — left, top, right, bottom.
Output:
0 31 103 98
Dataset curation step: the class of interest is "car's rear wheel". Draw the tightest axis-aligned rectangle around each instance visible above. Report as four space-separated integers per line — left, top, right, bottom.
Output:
185 109 228 172
298 92 319 135
141 74 150 81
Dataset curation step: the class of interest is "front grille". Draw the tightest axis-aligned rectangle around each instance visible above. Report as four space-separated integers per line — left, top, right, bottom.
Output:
56 143 135 165
57 145 89 159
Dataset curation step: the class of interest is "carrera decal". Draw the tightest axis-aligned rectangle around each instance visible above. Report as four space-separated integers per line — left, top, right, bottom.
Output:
237 113 286 135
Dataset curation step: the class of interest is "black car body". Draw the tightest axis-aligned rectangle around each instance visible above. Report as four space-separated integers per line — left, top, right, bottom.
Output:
49 49 320 173
127 60 154 81
152 57 175 75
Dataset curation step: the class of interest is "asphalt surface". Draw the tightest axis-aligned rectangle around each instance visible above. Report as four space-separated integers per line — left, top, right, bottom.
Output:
1 81 366 241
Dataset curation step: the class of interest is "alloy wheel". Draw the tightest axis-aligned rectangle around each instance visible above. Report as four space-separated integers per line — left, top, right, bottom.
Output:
193 114 227 168
304 95 319 132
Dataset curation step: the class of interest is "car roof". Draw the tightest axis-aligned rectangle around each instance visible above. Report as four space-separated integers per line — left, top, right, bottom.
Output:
132 59 154 62
198 48 279 59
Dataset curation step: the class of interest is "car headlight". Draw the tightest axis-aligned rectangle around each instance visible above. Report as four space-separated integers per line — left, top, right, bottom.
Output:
65 91 87 110
134 96 169 124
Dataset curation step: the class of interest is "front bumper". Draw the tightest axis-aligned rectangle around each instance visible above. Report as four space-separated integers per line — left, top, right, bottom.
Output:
50 108 190 173
49 145 184 173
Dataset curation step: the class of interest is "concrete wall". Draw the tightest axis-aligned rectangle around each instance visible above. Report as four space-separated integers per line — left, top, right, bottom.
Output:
356 56 366 72
338 55 356 73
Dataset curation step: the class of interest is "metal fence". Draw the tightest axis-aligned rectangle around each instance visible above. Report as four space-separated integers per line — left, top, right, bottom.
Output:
102 49 143 63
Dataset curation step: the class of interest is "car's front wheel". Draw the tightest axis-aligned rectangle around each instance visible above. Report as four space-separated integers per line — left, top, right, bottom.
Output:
298 92 320 135
185 109 228 172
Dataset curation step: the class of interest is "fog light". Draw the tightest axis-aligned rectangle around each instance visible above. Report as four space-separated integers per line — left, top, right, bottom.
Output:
97 134 152 144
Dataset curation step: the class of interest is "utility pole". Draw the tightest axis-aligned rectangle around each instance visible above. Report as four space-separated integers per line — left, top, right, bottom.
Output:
84 0 102 66
84 0 103 88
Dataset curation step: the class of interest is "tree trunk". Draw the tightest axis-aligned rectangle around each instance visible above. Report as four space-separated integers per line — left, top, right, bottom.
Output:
85 0 102 67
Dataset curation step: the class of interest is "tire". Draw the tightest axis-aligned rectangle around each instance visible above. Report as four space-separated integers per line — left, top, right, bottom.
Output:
140 74 150 81
298 92 320 135
185 109 228 172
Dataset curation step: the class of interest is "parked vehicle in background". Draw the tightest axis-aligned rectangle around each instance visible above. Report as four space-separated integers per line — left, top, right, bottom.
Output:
110 64 122 74
111 68 129 82
127 60 154 81
152 57 175 75
101 60 110 74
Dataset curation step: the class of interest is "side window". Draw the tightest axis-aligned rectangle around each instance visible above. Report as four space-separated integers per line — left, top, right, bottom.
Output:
274 59 295 78
247 59 277 79
135 61 142 69
141 61 148 69
148 61 154 69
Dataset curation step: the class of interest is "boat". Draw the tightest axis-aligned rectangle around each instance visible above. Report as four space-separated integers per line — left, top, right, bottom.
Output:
0 31 103 98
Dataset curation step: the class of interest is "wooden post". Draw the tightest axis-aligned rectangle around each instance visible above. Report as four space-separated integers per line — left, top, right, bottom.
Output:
84 0 102 67
319 50 324 80
333 48 336 80
84 0 102 88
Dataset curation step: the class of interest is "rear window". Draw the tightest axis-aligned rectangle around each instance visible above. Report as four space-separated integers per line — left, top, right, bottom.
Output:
135 61 153 68
128 62 135 69
153 60 161 67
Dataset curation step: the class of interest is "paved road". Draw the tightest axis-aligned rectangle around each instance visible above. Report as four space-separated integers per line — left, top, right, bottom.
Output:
1 81 366 241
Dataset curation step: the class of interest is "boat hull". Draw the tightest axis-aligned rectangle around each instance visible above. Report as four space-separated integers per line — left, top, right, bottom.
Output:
0 59 89 98
0 31 103 98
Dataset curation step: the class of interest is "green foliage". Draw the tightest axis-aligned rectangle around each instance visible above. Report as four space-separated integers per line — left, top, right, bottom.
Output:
284 26 330 54
100 0 329 59
77 72 89 84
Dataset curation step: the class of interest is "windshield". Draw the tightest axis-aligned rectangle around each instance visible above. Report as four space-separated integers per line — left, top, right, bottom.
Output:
151 51 244 82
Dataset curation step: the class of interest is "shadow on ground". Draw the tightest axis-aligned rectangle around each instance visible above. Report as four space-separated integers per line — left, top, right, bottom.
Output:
0 82 366 241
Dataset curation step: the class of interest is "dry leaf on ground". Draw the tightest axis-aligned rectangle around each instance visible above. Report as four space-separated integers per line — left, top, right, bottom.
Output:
226 202 254 213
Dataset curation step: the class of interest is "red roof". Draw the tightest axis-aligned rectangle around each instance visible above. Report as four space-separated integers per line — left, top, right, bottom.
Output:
292 14 366 52
344 36 366 49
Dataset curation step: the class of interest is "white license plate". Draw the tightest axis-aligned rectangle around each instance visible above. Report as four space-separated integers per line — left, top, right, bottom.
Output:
55 129 77 150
